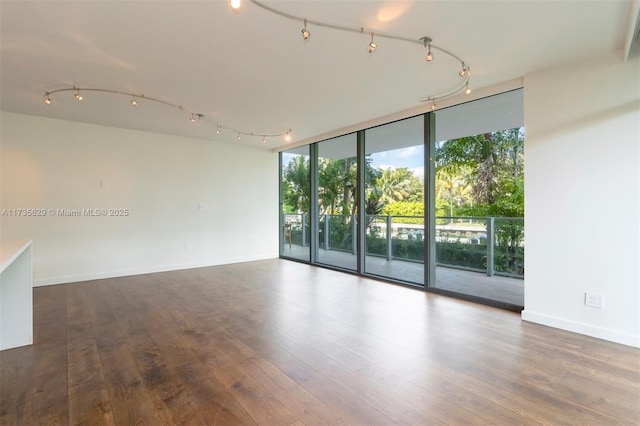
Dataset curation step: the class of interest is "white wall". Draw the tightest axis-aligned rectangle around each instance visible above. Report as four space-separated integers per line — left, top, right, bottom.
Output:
523 51 640 347
0 112 279 286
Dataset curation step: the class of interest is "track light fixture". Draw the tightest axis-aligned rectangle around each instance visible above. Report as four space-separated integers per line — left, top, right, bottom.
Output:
459 63 469 77
230 0 241 12
285 130 292 142
420 36 434 61
301 19 310 40
431 100 436 111
41 86 291 144
368 32 377 53
262 136 267 144
237 133 241 140
465 82 472 95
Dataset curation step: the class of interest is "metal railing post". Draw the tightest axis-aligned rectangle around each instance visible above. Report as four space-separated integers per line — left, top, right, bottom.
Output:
351 215 357 255
281 212 286 252
301 213 307 247
324 215 330 251
386 215 393 260
487 217 495 276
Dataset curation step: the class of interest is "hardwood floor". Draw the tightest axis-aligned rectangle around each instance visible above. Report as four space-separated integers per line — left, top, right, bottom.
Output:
1 259 638 425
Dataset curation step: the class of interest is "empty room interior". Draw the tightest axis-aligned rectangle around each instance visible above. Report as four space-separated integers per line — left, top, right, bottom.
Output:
1 0 639 424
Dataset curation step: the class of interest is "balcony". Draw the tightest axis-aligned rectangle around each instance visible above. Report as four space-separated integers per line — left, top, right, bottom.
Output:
282 214 524 306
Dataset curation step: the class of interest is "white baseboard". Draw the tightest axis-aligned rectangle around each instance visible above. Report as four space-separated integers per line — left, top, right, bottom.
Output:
33 255 277 287
521 309 640 348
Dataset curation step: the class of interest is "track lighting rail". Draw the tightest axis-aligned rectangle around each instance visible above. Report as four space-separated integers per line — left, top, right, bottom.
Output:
251 0 465 63
42 1 473 146
248 0 472 103
42 86 292 144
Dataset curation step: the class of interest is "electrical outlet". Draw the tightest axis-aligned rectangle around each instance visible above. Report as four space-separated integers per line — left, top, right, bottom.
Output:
585 292 604 309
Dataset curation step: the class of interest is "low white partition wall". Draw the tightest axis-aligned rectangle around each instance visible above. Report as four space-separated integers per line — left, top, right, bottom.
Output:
0 240 33 350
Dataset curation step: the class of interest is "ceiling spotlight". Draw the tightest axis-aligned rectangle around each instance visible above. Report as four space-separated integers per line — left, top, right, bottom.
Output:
237 133 241 140
230 0 241 11
74 88 83 101
262 137 267 144
368 33 377 53
431 100 436 111
285 130 292 142
43 93 51 105
131 96 138 107
216 126 221 134
420 36 433 62
465 82 471 95
459 63 468 77
189 114 197 124
301 19 310 40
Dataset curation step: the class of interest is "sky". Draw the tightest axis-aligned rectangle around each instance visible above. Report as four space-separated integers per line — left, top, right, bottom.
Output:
282 143 425 182
369 144 424 181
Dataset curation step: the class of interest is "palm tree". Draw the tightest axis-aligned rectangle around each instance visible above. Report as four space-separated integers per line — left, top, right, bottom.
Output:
375 168 422 205
436 167 473 221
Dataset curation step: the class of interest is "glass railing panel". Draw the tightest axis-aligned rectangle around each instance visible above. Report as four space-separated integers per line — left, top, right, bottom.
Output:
365 215 388 259
282 213 310 261
317 214 357 270
432 215 524 307
435 217 488 272
364 215 424 285
493 217 524 278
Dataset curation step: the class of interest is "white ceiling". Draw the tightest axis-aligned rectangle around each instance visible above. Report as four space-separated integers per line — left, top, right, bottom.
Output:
0 1 635 151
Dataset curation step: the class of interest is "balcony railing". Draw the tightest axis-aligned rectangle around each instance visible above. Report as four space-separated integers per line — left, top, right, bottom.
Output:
282 214 524 278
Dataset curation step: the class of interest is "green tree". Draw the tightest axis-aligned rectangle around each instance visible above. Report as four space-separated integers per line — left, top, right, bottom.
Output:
282 155 310 214
383 201 424 224
318 157 356 215
283 154 380 216
436 127 524 217
374 168 423 205
435 166 473 218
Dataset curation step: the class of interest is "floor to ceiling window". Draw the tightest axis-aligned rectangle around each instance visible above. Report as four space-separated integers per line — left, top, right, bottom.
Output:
316 134 358 271
364 116 425 285
279 89 524 310
280 145 310 262
431 89 524 308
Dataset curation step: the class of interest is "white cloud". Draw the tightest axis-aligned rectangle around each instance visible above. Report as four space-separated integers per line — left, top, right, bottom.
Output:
411 166 424 181
398 146 418 159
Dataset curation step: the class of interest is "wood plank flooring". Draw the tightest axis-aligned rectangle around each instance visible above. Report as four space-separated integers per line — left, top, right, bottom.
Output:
1 259 638 425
